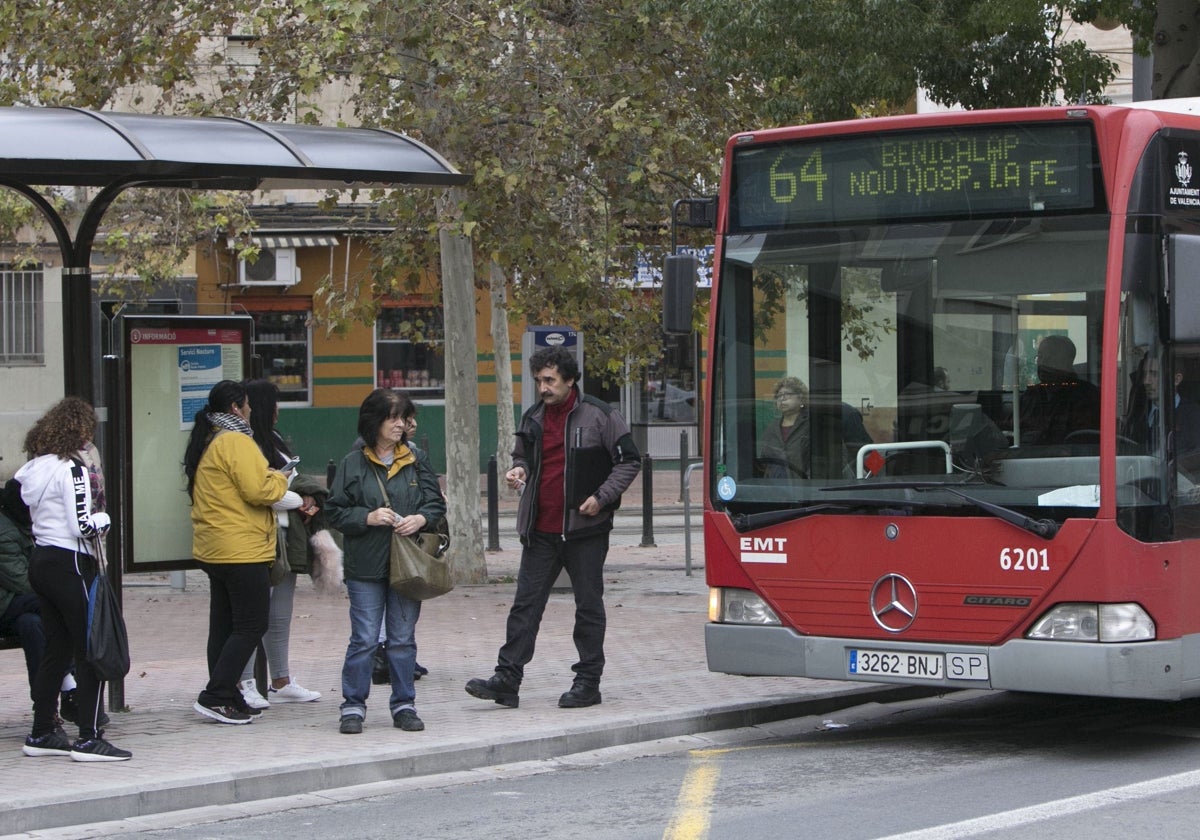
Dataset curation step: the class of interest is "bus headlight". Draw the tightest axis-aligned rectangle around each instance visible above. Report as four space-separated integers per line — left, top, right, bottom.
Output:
1026 603 1155 642
709 588 781 625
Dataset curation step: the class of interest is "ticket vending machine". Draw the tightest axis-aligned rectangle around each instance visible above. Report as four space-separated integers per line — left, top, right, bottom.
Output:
520 326 583 413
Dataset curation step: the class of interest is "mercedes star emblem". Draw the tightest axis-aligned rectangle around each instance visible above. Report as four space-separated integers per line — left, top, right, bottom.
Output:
870 573 918 633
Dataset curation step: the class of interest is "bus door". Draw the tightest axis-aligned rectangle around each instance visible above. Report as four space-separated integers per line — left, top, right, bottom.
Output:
1119 229 1200 541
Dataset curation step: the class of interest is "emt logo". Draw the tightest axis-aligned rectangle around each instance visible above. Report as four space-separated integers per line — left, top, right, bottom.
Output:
739 536 788 564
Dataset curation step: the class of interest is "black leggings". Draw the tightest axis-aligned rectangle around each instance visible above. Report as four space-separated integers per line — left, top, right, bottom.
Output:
197 561 270 707
28 544 104 740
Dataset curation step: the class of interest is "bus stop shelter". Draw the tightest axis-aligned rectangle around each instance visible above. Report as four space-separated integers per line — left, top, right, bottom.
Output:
0 105 469 400
0 105 468 709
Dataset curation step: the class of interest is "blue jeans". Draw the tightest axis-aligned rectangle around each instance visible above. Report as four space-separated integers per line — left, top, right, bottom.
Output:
341 578 420 719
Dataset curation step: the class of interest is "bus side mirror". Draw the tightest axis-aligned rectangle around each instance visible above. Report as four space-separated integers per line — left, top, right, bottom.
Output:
1170 234 1200 341
663 254 698 335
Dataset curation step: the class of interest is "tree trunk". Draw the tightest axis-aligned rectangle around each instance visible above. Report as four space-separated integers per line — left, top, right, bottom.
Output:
438 187 486 583
489 261 514 480
1153 0 1200 98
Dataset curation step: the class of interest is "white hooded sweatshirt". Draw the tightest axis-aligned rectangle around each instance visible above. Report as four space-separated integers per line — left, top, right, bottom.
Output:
15 453 110 554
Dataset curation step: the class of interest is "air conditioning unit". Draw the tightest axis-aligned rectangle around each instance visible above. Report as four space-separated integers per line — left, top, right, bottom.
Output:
238 247 299 287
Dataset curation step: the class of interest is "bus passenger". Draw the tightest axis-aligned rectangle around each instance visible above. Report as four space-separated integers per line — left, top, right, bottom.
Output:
1127 356 1200 463
1018 335 1100 446
759 377 810 478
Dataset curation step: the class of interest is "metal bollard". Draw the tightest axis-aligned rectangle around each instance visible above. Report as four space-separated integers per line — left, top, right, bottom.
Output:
679 429 689 502
486 455 501 551
639 453 656 547
682 461 704 576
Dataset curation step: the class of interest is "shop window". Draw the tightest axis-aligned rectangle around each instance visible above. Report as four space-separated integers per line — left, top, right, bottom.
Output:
250 310 311 404
376 305 445 397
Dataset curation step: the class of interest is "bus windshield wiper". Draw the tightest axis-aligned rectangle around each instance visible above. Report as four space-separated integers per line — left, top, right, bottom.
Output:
821 481 1060 540
730 500 918 532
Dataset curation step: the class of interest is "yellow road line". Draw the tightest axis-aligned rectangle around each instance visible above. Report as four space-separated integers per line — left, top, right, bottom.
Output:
662 757 720 840
661 731 951 838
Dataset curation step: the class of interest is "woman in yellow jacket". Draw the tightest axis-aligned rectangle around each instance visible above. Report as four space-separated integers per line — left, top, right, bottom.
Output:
183 380 294 725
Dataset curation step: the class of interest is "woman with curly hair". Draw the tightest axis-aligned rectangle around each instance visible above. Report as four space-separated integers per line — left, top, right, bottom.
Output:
15 397 131 761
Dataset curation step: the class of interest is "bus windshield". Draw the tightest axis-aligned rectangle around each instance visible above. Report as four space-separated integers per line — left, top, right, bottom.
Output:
711 212 1112 523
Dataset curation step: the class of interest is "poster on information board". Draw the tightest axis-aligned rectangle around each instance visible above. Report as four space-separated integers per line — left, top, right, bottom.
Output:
121 315 252 571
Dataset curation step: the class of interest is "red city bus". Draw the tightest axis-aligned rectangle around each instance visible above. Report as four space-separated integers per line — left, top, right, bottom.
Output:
688 101 1200 700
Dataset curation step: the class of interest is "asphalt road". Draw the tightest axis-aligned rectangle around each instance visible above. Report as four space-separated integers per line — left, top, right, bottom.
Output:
60 689 1200 840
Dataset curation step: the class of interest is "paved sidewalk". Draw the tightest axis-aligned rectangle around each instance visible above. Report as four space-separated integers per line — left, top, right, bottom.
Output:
0 475 898 836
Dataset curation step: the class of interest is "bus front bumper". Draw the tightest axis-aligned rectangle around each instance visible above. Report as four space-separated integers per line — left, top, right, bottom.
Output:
705 623 1196 701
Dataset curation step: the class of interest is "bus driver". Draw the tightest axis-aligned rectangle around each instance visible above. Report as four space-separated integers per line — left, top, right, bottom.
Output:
1018 335 1100 446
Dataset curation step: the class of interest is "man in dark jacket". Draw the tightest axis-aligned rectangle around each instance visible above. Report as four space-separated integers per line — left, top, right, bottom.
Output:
1018 334 1101 446
466 346 640 709
0 478 43 699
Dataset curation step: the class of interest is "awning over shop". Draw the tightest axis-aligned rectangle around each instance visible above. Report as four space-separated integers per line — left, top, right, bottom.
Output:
227 235 342 249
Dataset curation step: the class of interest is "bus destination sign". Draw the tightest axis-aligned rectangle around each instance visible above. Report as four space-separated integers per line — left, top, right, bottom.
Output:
730 122 1099 230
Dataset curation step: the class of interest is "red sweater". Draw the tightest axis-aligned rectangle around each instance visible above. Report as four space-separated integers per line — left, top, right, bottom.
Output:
534 390 576 533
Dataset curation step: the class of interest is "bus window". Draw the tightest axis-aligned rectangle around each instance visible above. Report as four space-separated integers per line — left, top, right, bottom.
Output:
711 215 1110 522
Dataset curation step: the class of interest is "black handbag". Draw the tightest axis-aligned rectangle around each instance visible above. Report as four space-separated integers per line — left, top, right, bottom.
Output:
371 468 453 600
85 538 131 681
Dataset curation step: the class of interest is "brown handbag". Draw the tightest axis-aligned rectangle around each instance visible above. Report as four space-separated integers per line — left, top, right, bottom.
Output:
371 468 453 600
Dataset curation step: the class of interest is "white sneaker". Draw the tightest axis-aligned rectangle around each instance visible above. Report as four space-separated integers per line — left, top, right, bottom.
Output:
269 680 321 703
238 679 270 710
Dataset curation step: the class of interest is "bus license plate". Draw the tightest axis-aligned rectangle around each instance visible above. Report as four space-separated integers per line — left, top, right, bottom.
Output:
849 649 945 680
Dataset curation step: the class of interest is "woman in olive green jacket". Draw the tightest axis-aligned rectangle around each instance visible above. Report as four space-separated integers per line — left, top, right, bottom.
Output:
326 389 444 735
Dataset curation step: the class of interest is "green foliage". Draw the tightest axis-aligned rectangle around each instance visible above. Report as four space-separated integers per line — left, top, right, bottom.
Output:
191 0 743 377
91 189 255 303
0 187 54 266
0 2 238 107
688 0 1136 119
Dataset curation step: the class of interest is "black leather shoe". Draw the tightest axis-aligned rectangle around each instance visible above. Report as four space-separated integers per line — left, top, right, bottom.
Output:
339 715 363 734
465 674 519 708
558 682 601 708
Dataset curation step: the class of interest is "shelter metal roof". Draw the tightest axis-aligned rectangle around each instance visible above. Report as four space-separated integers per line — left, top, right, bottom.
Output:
0 106 468 190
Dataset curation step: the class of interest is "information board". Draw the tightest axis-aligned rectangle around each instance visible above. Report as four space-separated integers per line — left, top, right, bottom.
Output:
730 121 1101 230
121 315 252 570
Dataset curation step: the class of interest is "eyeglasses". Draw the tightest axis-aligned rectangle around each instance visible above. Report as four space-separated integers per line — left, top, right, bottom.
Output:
775 392 802 400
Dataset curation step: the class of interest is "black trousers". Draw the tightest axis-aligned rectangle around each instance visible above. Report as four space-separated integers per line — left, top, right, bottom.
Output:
0 591 45 700
196 561 269 707
496 530 609 686
28 545 102 739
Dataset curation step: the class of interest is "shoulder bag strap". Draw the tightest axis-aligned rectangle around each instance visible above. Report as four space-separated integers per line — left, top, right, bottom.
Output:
370 466 392 511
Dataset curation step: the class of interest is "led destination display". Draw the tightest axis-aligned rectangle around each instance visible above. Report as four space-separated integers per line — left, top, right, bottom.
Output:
730 122 1100 229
